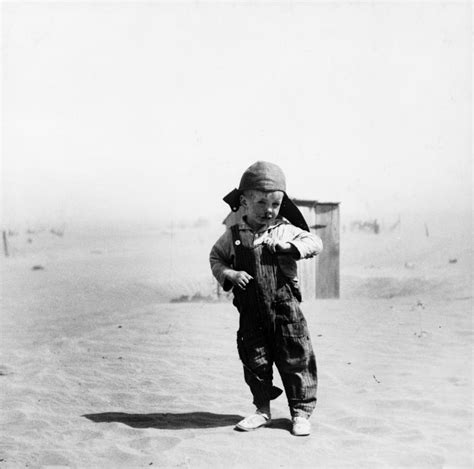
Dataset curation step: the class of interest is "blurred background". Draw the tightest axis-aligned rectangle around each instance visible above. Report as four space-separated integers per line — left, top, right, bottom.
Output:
2 1 471 233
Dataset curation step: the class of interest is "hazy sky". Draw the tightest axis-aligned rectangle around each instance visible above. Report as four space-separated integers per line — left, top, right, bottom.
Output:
2 1 471 228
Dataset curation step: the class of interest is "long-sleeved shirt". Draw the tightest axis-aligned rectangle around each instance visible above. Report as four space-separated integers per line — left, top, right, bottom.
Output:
209 217 323 291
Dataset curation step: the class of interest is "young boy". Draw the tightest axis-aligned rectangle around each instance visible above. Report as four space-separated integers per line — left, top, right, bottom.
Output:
209 161 322 436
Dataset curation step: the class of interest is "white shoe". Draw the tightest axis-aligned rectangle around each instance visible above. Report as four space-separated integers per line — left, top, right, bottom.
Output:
292 416 311 436
235 413 271 431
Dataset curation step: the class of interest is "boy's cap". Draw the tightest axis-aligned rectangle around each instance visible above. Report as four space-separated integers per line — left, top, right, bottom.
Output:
223 161 309 232
238 161 286 192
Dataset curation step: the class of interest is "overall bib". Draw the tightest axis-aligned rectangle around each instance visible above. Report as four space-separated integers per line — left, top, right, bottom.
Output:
231 225 318 418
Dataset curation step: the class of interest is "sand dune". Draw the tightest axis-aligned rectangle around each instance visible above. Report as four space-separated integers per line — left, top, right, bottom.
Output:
0 223 472 467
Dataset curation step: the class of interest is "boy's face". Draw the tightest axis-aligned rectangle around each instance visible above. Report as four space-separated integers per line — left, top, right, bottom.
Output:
240 190 284 230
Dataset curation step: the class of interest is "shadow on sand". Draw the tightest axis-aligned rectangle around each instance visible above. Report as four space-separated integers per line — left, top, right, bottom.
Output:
82 412 244 430
266 418 292 432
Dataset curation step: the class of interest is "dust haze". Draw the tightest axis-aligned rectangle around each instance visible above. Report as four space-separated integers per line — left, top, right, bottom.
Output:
2 2 471 235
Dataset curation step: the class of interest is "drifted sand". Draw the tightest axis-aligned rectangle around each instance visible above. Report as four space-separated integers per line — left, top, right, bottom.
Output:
0 223 472 468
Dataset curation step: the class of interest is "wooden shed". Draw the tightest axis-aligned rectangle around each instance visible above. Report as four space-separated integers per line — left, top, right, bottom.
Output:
292 199 340 299
223 199 340 299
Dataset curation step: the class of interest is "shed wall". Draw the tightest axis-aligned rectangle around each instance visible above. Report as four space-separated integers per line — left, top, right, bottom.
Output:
314 204 340 298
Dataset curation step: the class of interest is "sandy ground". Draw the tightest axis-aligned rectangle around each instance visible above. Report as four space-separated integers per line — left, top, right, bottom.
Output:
0 221 472 468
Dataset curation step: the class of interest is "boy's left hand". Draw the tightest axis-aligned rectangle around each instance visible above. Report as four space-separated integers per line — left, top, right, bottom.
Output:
262 238 293 254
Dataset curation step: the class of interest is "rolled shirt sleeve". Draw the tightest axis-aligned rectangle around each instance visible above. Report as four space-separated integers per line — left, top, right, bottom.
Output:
286 225 323 260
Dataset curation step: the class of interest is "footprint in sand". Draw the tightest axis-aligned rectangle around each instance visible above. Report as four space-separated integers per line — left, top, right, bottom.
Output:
335 416 392 436
447 376 468 387
371 398 437 413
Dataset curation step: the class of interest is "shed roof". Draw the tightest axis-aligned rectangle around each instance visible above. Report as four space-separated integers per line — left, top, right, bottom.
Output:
292 198 340 207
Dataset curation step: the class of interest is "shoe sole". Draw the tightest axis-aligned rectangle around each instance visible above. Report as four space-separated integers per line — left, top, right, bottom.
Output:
235 420 271 432
292 431 310 436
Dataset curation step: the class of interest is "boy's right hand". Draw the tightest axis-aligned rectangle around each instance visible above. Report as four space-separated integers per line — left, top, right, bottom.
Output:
226 270 253 290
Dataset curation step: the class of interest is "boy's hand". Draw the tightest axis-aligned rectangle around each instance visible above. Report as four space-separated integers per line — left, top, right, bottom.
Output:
226 270 253 290
262 238 294 254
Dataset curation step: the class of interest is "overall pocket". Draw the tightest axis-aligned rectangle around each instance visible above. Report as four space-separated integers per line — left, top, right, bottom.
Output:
274 296 304 324
281 321 308 338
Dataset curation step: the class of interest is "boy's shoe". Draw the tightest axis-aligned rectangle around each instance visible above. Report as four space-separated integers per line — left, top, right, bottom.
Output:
235 412 271 432
292 416 311 436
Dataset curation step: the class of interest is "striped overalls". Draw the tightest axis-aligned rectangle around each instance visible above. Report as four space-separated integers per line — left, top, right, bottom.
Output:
231 225 318 418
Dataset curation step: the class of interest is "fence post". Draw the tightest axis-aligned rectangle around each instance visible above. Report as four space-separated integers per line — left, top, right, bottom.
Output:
2 231 9 257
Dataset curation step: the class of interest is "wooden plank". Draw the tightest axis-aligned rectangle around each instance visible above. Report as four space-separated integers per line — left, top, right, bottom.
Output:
314 204 340 298
296 205 316 300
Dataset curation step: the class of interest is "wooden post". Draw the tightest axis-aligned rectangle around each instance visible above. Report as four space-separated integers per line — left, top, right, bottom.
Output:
314 203 340 298
2 231 9 257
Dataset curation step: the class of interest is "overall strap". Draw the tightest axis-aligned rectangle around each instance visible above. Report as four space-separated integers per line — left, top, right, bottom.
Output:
231 224 255 275
230 224 261 329
230 224 282 330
